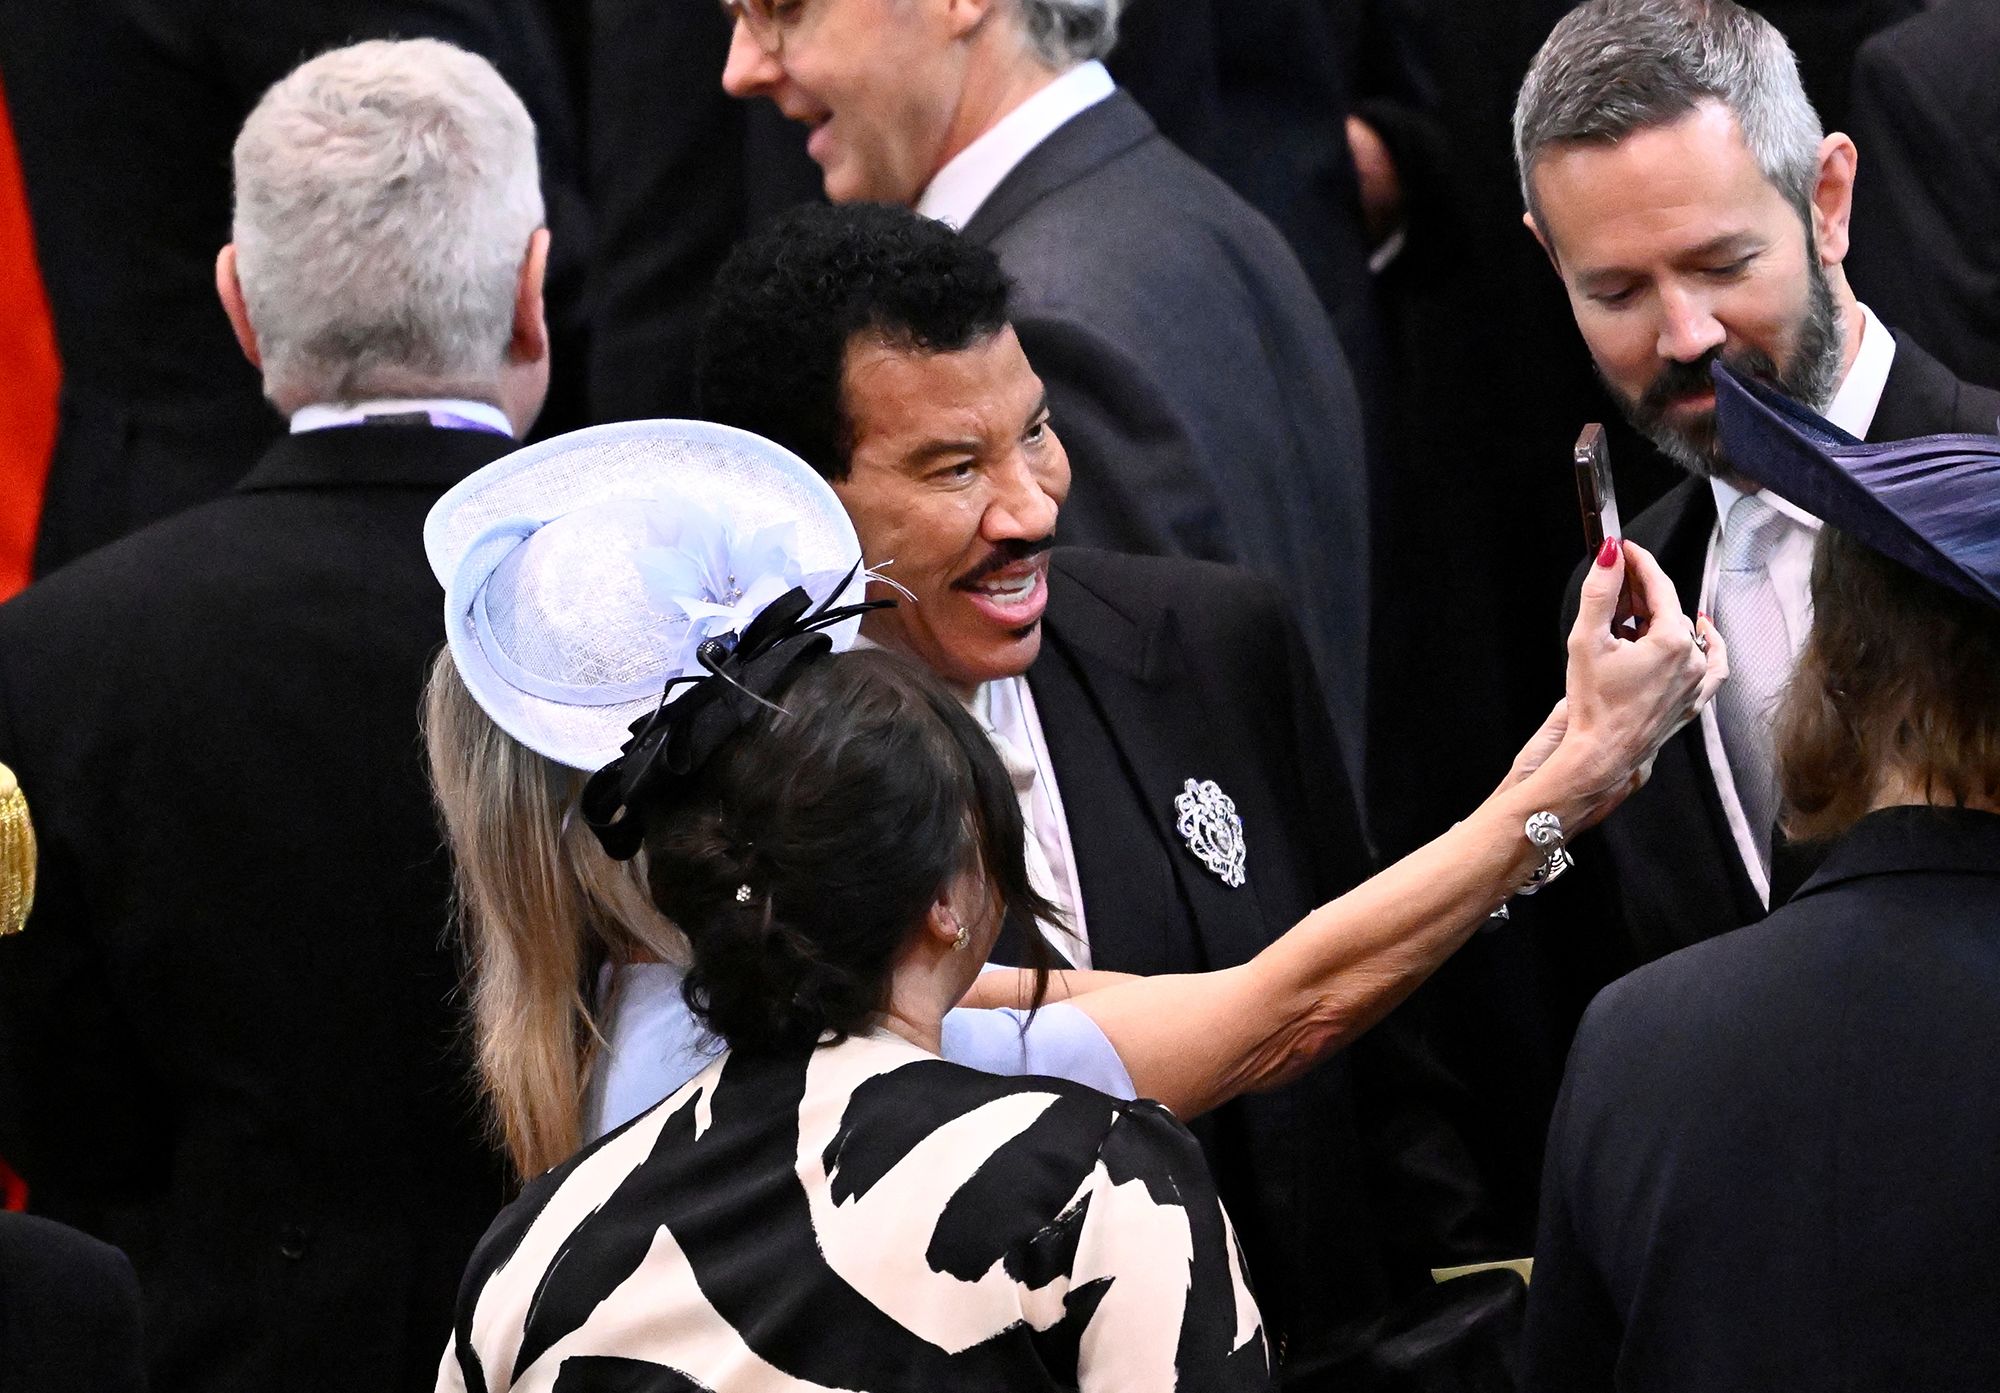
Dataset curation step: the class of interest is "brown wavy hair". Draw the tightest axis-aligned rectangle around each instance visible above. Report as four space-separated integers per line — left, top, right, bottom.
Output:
1776 527 2000 842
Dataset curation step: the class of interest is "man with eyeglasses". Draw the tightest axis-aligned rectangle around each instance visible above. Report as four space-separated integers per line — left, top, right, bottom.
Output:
719 0 1376 814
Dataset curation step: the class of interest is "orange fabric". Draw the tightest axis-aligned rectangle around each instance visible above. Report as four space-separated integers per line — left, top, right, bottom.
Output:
0 78 58 599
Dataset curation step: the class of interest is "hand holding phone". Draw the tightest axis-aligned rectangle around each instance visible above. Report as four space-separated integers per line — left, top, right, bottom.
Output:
1574 425 1646 635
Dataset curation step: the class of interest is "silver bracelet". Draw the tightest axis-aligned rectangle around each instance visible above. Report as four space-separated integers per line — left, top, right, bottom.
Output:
1515 810 1573 895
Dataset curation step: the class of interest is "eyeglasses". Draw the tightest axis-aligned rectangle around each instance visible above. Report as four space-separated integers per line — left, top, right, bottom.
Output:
720 0 806 56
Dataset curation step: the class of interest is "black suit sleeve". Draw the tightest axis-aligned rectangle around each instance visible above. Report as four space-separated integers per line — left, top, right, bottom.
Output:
1014 312 1241 567
1520 1013 1626 1388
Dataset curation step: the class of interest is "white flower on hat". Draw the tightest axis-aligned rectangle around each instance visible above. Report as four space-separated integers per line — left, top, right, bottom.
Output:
635 502 813 674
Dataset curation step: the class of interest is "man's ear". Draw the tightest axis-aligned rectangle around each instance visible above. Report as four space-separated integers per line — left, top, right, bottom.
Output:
509 227 551 366
1809 132 1858 268
942 0 999 41
215 245 262 370
1523 210 1562 275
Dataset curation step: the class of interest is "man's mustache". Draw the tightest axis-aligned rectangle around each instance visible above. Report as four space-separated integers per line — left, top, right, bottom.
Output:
953 536 1056 588
1638 346 1781 419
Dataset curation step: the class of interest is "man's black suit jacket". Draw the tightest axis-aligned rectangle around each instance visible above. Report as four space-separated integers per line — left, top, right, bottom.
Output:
967 93 1373 798
1561 332 2000 969
1024 549 1511 1386
1524 806 2000 1391
1847 0 2000 393
0 0 588 575
0 425 517 1393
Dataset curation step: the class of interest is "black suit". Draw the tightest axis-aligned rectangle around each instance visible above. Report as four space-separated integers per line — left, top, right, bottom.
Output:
1523 806 2000 1391
1025 549 1517 1389
1562 332 2000 967
0 0 588 575
1847 0 2000 393
965 93 1373 799
0 424 517 1393
0 1213 147 1393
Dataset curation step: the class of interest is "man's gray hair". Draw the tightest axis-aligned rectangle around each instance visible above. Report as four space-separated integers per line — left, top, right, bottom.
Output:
1015 0 1121 67
1513 0 1822 222
231 39 544 406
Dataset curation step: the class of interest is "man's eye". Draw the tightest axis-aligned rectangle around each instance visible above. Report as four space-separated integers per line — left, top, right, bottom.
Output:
1704 257 1753 280
1025 418 1049 445
934 461 976 482
1591 286 1639 309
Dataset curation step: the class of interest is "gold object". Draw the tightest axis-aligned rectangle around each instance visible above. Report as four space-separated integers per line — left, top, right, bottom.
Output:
1431 1258 1534 1287
0 763 34 936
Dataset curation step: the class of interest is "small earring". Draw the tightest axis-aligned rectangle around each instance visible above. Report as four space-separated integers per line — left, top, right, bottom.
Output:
946 913 970 951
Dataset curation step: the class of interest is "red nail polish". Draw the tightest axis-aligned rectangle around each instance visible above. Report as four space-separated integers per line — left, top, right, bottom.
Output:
1596 536 1621 568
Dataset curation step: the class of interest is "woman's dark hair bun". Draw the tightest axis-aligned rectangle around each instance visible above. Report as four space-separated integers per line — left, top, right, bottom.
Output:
641 649 1057 1054
653 806 884 1050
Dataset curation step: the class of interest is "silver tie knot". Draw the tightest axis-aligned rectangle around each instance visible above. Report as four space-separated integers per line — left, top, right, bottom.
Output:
1719 491 1792 573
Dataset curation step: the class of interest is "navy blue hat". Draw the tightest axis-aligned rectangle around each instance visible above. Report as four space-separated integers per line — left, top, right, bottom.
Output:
1712 361 2000 612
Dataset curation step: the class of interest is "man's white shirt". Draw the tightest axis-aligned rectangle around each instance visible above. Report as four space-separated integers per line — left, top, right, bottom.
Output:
1698 302 1894 901
289 397 514 437
970 675 1092 968
915 61 1115 230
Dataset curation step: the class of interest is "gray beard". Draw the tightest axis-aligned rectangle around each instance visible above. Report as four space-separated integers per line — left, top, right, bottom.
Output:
1611 257 1847 480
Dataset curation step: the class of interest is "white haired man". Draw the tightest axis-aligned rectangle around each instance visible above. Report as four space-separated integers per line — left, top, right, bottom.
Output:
0 0 584 576
1517 0 2000 968
0 39 548 1393
720 0 1376 802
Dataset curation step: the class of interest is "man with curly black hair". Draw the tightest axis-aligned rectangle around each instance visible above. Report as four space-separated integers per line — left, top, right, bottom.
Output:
716 0 1374 806
695 200 1521 1389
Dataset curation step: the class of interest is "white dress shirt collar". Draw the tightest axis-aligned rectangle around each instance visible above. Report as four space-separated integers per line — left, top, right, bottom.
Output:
915 61 1116 229
290 397 515 438
1823 301 1896 439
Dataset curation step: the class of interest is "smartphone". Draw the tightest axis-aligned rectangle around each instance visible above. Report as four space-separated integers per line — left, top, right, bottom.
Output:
1574 424 1643 633
1573 424 1621 559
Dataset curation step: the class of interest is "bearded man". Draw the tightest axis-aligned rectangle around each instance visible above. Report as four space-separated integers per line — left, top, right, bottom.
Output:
1516 0 2000 964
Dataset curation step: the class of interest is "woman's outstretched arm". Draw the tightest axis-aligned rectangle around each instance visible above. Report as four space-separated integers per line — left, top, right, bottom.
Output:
995 541 1725 1118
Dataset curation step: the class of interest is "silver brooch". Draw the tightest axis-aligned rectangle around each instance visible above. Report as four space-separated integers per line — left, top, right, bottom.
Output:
1174 778 1247 888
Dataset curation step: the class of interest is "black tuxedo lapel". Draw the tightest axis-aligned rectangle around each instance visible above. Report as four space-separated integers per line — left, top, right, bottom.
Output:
1026 562 1279 978
1870 331 2000 441
958 92 1156 246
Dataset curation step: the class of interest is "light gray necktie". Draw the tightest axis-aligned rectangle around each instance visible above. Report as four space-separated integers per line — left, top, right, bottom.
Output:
973 703 1086 967
1714 492 1795 873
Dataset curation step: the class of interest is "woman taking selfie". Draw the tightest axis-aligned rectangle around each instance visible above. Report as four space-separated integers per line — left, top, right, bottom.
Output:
427 420 1718 1390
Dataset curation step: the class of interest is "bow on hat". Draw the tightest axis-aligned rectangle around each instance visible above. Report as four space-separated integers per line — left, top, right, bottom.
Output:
579 566 890 860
